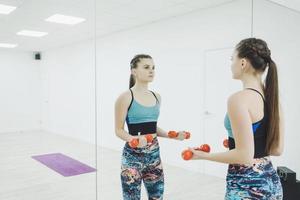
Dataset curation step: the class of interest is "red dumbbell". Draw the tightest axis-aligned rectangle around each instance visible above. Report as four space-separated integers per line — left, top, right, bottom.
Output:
129 134 154 148
181 144 211 160
129 138 139 148
145 134 154 143
196 144 211 153
168 131 178 138
184 131 191 139
223 139 229 148
182 149 194 160
168 131 191 139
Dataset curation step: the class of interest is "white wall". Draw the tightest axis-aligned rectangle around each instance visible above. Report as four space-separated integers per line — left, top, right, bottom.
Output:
0 50 41 133
97 0 252 174
253 0 300 177
40 41 96 144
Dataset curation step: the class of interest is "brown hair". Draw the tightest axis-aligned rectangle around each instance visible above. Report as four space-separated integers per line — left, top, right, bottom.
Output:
236 38 279 154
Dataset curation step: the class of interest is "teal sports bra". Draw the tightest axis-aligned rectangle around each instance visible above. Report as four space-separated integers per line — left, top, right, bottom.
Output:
126 89 160 135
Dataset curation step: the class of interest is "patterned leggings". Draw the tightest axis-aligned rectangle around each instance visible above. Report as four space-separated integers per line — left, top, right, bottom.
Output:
226 157 283 200
121 137 164 200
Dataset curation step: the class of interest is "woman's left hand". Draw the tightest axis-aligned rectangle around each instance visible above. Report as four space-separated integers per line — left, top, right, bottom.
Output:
188 147 208 160
174 131 186 141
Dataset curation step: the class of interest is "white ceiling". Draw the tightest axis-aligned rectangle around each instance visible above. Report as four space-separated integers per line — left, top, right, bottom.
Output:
0 0 299 51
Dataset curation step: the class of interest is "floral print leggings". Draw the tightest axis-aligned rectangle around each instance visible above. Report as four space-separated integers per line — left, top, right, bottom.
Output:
226 157 283 200
121 137 164 200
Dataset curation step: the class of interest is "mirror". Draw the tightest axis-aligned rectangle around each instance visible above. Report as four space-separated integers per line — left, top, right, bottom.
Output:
97 0 300 199
97 0 253 199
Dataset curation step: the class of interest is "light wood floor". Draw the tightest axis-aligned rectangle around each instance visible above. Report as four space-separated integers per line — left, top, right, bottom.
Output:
0 131 225 200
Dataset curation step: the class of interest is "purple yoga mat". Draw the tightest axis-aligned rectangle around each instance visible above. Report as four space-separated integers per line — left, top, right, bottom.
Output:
32 153 96 177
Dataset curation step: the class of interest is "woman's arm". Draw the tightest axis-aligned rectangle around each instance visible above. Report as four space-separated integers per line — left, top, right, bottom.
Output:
156 127 169 138
190 93 255 165
114 92 134 142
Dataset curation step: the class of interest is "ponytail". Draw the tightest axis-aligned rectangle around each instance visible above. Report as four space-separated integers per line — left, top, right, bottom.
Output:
265 59 280 154
129 74 135 89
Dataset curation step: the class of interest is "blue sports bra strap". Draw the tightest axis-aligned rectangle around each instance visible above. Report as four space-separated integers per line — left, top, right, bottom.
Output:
128 89 134 111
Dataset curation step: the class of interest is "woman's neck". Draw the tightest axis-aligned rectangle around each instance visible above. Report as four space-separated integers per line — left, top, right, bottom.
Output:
132 82 149 93
241 74 264 91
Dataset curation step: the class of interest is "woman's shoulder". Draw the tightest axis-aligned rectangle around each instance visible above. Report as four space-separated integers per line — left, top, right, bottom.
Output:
115 90 133 105
227 90 250 107
226 91 251 117
228 89 265 105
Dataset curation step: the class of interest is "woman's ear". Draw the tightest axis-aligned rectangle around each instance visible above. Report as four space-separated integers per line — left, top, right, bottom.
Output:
241 58 248 70
131 69 136 76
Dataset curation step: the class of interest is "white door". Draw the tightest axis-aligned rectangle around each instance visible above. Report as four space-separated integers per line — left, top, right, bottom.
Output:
203 47 240 178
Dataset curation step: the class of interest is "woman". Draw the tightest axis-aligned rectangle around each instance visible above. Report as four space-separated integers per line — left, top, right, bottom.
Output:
189 38 284 199
115 54 187 200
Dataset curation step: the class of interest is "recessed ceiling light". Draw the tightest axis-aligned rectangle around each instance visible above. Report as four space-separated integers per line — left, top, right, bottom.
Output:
45 14 85 25
0 4 17 14
17 30 48 37
0 43 18 48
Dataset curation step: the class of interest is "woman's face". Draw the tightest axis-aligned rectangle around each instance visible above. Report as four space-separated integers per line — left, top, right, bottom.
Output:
230 50 244 80
132 58 155 83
